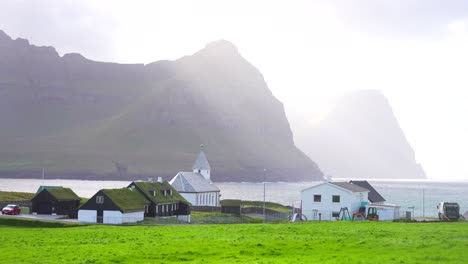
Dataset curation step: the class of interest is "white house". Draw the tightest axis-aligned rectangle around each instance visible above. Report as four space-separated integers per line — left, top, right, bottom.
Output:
301 182 369 221
169 150 221 207
78 188 149 224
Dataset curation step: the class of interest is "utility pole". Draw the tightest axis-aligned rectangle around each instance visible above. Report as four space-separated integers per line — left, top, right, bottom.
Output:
422 188 425 219
263 169 266 223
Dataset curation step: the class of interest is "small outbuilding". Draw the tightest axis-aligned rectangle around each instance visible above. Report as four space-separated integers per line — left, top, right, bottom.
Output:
31 188 81 218
366 204 401 221
128 181 191 222
220 199 241 215
78 188 149 224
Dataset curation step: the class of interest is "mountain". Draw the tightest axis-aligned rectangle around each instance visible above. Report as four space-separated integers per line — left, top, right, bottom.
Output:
295 90 426 179
0 30 323 182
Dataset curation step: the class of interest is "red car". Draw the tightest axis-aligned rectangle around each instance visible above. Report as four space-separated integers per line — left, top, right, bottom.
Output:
2 204 21 215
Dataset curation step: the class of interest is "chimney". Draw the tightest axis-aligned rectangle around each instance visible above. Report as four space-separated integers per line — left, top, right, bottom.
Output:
157 177 162 183
325 175 332 183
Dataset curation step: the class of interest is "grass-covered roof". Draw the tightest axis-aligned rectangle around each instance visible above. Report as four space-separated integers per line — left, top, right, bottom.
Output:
102 188 149 213
131 181 189 205
46 188 80 201
36 186 63 194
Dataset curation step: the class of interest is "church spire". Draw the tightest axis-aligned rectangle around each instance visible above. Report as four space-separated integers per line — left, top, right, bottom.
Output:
193 145 211 180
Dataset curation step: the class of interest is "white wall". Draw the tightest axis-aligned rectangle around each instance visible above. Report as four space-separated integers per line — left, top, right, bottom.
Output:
78 210 97 223
103 210 144 224
122 211 145 223
182 192 219 206
177 214 191 223
301 183 368 221
366 205 401 221
79 210 144 224
103 210 123 224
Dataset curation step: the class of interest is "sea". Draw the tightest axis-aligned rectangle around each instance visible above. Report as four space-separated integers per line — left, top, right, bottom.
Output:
1 178 467 218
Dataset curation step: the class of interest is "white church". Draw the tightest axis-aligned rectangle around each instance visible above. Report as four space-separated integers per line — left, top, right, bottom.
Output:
169 149 221 207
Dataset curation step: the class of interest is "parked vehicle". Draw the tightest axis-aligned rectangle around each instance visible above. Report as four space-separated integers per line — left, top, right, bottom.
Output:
2 204 21 215
437 202 460 221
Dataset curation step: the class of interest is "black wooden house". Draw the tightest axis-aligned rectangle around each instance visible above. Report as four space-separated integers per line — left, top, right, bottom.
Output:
31 188 81 218
128 181 191 217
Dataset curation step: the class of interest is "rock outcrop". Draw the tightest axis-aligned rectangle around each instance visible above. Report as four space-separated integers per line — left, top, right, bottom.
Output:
0 30 323 182
295 90 426 179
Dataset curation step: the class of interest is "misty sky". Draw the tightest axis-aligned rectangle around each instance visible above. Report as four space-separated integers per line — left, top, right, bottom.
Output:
1 0 468 179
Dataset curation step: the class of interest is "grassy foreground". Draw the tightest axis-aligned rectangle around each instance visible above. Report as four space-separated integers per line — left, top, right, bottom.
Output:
0 219 467 264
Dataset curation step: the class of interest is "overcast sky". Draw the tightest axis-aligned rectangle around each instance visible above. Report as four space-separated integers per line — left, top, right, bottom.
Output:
1 0 468 179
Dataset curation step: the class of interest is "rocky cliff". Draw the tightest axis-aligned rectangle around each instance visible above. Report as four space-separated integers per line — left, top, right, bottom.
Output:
295 90 426 179
0 30 323 182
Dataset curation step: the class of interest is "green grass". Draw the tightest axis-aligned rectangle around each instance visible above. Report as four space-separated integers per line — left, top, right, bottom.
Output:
220 199 292 213
0 191 35 201
0 218 81 228
191 212 262 224
241 200 292 213
1 219 467 263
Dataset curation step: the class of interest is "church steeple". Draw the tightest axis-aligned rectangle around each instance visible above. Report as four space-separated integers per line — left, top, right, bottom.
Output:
193 145 211 180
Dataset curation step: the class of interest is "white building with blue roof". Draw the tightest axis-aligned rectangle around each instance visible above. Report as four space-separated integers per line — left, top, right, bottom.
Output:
169 149 221 206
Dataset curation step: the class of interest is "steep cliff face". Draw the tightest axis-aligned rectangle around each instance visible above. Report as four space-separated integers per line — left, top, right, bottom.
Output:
0 30 323 182
295 90 426 179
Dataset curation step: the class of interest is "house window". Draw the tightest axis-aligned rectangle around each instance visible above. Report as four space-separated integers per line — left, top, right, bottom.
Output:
332 195 340 203
314 195 321 202
332 212 340 218
145 205 149 213
96 196 104 204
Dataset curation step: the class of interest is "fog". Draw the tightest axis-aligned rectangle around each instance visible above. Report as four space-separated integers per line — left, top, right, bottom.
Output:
1 0 468 179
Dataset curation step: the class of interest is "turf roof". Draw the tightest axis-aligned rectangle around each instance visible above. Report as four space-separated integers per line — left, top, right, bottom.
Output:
47 188 80 201
131 181 189 205
102 188 149 213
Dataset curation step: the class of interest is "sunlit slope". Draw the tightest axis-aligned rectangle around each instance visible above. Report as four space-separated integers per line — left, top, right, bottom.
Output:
296 90 426 179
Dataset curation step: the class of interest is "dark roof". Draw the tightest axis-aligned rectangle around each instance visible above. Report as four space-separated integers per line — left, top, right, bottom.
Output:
36 186 63 194
129 181 189 205
330 182 369 193
47 188 80 201
350 181 386 203
101 189 149 213
170 172 220 192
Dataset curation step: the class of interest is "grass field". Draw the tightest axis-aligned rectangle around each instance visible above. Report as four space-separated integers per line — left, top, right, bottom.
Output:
1 218 467 263
0 191 35 201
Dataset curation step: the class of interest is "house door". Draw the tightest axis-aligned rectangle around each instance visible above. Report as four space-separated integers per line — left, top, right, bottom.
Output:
97 210 103 223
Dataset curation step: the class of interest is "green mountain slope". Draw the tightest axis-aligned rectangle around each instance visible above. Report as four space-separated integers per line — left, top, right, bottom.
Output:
0 30 322 182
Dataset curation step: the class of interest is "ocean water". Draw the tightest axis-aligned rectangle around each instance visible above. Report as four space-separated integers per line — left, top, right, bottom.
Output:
1 178 467 218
